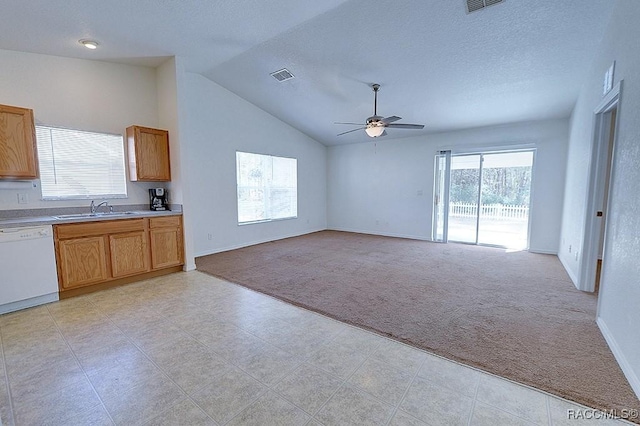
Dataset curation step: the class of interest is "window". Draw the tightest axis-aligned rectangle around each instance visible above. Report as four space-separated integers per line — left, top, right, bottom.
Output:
36 126 127 200
236 152 297 224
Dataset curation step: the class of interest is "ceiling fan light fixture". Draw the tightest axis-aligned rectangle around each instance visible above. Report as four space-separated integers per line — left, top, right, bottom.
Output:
79 39 99 50
335 83 425 138
365 125 384 138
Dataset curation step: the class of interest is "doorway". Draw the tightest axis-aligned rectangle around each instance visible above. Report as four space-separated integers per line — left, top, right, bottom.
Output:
579 81 621 294
433 150 534 250
595 107 616 293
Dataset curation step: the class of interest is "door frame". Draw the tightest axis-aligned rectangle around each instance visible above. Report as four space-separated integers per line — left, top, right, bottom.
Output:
433 150 451 242
578 81 622 293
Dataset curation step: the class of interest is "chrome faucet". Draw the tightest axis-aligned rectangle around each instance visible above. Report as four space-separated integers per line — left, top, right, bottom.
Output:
90 200 113 214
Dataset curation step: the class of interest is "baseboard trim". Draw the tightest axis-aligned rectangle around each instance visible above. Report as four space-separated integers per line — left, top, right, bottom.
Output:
558 253 579 288
597 317 640 399
195 228 327 257
327 227 431 242
528 248 558 255
183 262 197 272
0 292 59 315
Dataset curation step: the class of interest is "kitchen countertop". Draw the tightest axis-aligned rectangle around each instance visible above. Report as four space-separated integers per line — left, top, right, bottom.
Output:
0 209 182 229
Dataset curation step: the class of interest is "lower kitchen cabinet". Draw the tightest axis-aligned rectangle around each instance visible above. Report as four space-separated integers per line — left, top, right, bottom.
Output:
57 236 109 289
54 215 183 296
149 216 183 269
109 231 149 278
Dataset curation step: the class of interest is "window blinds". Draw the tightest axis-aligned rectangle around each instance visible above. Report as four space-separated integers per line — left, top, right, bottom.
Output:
36 126 127 200
236 151 297 224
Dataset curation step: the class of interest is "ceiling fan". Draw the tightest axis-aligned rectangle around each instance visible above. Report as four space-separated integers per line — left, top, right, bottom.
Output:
335 84 425 137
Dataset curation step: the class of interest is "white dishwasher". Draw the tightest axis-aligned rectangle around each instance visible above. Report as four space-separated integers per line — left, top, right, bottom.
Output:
0 225 59 314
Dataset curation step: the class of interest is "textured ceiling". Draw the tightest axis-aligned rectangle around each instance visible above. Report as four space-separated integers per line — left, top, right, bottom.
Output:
1 0 615 146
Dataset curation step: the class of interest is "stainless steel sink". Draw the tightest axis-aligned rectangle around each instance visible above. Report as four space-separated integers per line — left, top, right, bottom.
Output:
54 211 138 220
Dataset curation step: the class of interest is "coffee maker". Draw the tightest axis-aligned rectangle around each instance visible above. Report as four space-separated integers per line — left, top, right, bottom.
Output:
149 188 169 211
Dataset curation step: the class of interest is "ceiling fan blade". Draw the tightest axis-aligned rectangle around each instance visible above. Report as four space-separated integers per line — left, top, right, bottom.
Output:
337 127 366 136
334 122 364 125
380 129 388 137
385 123 425 129
381 116 401 124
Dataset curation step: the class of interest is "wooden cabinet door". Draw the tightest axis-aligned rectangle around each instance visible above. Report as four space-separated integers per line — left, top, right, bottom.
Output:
150 227 182 269
58 237 109 289
109 231 150 278
0 104 39 179
127 126 171 181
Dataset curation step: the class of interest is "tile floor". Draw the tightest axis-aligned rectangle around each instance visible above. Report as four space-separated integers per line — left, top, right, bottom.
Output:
0 271 631 426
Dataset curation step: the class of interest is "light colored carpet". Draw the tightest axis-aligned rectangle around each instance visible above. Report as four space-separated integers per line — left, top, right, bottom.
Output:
196 230 640 416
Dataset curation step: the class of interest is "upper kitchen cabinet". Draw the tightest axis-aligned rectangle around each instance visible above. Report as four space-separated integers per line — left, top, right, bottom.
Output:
0 104 39 179
126 125 171 181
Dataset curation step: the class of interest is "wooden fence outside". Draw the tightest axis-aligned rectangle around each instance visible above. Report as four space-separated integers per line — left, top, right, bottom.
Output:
449 202 529 220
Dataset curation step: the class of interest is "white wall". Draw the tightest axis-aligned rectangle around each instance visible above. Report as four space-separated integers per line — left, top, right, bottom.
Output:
328 119 569 254
183 73 327 256
0 49 159 210
157 57 196 271
328 137 435 240
560 0 640 397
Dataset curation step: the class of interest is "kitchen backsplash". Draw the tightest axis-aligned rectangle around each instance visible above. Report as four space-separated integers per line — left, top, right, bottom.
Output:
0 179 163 211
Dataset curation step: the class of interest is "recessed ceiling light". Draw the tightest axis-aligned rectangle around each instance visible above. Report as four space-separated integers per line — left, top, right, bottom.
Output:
79 39 99 50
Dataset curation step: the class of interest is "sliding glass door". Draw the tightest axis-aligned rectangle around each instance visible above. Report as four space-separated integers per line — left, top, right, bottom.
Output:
434 150 534 249
449 155 481 243
477 152 533 248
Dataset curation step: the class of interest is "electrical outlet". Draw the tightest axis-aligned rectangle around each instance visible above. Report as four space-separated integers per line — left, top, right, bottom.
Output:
568 245 572 253
207 233 213 241
17 193 28 204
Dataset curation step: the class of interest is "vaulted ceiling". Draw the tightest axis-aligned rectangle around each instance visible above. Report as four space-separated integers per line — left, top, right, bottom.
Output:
1 0 615 145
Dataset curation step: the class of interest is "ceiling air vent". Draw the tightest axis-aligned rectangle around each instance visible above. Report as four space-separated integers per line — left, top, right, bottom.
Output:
466 0 504 13
270 68 295 82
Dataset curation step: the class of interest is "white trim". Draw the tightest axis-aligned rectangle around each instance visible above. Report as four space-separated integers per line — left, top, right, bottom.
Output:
437 142 537 155
558 254 579 287
432 150 451 242
527 248 557 255
578 81 622 292
182 262 197 272
0 292 59 315
194 228 327 257
597 317 640 399
526 149 538 253
328 227 431 242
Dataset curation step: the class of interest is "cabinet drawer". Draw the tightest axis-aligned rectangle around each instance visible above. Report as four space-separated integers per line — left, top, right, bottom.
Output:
149 215 181 229
55 218 146 239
